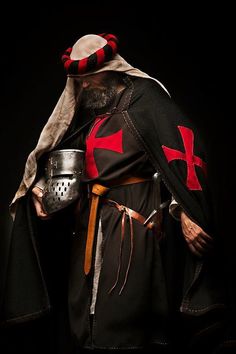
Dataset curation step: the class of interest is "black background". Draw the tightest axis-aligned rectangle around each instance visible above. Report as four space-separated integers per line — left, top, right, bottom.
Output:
0 3 234 351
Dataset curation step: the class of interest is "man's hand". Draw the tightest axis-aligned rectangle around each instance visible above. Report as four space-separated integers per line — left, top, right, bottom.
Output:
180 210 213 257
32 186 50 220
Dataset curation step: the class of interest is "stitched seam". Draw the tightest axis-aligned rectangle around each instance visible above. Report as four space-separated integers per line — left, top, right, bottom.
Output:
180 303 226 313
1 307 50 326
121 77 134 110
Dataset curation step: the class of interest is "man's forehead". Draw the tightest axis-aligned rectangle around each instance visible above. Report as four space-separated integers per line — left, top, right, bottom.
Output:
72 72 109 82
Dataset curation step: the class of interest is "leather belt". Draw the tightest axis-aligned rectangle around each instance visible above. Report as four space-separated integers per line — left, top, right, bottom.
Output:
104 199 155 230
84 177 151 275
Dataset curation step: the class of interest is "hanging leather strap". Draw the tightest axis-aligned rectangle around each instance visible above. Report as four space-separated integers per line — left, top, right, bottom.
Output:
102 197 157 294
84 176 150 275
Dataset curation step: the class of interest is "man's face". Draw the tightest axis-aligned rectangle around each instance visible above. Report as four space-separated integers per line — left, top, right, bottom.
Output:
76 72 118 110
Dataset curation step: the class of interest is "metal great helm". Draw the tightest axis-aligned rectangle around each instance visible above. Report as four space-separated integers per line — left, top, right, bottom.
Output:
42 149 85 214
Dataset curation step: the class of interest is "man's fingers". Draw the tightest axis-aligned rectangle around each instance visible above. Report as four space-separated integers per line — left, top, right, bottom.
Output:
200 230 214 242
32 186 43 198
197 236 214 248
33 197 48 217
32 187 50 219
192 240 209 253
185 234 209 253
188 228 214 248
188 243 203 258
183 228 213 256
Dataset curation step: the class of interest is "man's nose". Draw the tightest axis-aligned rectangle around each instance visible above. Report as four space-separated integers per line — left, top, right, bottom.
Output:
82 80 90 88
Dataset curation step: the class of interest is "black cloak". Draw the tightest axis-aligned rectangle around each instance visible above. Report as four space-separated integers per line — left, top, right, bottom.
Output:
0 77 228 352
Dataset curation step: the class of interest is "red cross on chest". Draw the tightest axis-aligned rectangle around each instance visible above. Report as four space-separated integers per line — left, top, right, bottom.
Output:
85 115 123 178
162 125 207 190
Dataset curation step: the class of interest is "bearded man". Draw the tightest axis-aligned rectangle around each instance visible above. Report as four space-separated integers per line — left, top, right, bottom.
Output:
1 33 228 354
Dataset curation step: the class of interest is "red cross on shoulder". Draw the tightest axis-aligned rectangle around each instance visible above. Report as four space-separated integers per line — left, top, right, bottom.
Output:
162 125 207 191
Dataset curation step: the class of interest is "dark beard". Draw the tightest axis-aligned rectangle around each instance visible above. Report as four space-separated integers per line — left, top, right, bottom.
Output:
81 86 117 110
80 73 124 110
